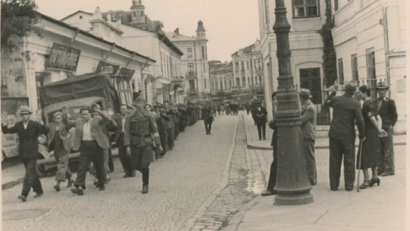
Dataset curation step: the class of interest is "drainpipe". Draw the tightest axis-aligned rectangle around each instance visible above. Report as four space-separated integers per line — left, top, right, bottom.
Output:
381 6 391 97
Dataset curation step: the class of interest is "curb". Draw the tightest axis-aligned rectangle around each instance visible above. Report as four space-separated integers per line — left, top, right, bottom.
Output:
247 141 407 150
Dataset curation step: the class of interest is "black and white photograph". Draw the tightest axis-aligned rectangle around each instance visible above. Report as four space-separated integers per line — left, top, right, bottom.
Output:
1 0 408 230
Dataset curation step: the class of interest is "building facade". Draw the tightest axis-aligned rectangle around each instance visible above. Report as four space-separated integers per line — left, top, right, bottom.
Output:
1 12 154 158
167 21 210 102
209 60 234 103
231 40 264 103
61 1 185 105
258 0 327 122
332 0 406 133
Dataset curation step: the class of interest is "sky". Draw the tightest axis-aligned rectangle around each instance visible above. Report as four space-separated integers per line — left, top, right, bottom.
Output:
35 0 260 62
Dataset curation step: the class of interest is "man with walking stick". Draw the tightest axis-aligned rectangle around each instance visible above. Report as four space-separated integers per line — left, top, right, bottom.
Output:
324 81 365 191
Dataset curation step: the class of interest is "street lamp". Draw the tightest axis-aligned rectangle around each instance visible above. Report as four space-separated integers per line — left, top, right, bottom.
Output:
272 0 313 205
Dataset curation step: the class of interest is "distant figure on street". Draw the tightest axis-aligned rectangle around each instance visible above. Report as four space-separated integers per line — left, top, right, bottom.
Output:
163 101 175 151
64 107 111 195
202 103 214 135
125 97 162 194
252 102 268 140
324 81 365 191
376 82 398 177
356 85 387 189
45 111 74 192
261 92 278 196
113 105 135 178
299 89 318 186
2 106 45 202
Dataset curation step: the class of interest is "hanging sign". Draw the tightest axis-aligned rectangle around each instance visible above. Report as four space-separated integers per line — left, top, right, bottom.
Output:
46 43 81 72
96 61 119 74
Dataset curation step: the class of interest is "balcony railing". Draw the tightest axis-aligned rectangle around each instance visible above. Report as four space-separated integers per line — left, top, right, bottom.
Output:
186 71 197 78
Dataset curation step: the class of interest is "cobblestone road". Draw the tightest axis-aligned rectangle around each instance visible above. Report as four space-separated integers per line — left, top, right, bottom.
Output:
2 115 238 231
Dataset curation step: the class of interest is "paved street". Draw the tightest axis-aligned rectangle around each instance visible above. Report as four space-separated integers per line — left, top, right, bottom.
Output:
2 115 239 231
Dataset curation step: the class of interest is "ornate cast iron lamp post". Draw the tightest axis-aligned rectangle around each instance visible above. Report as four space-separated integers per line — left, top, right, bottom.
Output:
272 0 313 205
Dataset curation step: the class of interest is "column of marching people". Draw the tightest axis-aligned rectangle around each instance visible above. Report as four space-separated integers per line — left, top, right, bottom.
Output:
2 98 212 201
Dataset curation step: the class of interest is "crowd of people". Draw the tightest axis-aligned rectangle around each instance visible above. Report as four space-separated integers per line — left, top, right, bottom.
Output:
258 81 397 196
2 98 217 201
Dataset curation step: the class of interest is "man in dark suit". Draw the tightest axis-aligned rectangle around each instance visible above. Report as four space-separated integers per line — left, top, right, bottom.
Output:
113 104 135 178
63 107 111 195
299 89 318 186
376 82 398 176
252 102 268 140
46 111 74 192
261 92 278 196
2 106 45 202
325 81 365 191
202 102 214 135
163 101 175 151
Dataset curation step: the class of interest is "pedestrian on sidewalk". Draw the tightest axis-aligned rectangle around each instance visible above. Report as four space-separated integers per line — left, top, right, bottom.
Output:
163 101 175 151
2 106 45 202
324 81 365 191
299 89 318 186
356 85 387 189
113 105 135 178
376 82 398 177
261 92 278 196
125 97 162 194
64 107 111 195
45 111 74 192
251 102 267 140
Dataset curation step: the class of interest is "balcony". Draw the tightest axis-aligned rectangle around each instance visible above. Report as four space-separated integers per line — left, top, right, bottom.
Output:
186 71 197 78
188 89 198 96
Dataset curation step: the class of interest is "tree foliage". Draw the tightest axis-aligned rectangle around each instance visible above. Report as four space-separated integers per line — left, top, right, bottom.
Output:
1 0 40 51
319 0 337 88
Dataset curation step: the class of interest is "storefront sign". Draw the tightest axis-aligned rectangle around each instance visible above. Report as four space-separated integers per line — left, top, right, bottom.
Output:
46 43 81 72
119 68 135 81
96 61 119 74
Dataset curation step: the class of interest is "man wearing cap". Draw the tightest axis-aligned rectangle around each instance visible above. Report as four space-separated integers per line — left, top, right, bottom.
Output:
2 106 45 202
125 97 161 194
375 82 398 176
63 107 111 195
325 81 365 191
299 89 318 185
113 104 135 178
45 110 74 192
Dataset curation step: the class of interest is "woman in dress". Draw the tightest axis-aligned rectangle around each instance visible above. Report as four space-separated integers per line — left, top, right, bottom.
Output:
357 85 387 189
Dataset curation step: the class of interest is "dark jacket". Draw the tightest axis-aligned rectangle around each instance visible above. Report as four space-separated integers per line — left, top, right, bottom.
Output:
301 100 317 141
377 97 398 131
325 93 365 141
268 119 278 147
46 122 72 152
2 120 45 158
252 107 268 124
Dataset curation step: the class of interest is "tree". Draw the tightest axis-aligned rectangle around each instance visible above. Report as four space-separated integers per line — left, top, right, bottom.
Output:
319 0 337 88
1 0 40 51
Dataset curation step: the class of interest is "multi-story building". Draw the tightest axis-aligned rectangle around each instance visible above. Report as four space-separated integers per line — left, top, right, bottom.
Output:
258 0 327 122
331 0 406 133
167 22 210 102
231 40 264 103
209 60 234 103
61 0 185 105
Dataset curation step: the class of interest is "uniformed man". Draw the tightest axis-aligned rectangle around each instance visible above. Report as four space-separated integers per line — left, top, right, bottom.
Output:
324 81 365 191
163 101 175 151
125 97 161 194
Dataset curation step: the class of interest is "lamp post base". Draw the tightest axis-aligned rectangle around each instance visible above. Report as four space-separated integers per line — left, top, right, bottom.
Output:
274 192 313 205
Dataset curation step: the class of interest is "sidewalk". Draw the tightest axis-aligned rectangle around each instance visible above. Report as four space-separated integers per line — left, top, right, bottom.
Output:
243 112 407 150
230 112 407 231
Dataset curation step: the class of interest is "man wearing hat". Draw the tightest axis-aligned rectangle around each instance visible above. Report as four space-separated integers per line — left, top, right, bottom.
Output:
125 96 161 194
202 102 214 135
45 110 74 192
251 101 268 140
324 81 365 191
375 82 398 176
2 106 45 201
299 89 318 185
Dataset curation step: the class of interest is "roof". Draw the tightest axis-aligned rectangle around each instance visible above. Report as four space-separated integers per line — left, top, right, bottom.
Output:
196 20 205 32
157 33 184 56
38 12 155 63
231 43 256 57
166 32 199 42
102 11 132 25
60 10 93 21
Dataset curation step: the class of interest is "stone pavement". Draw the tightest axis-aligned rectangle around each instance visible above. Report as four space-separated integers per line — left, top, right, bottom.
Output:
221 112 408 231
243 111 407 150
2 115 239 231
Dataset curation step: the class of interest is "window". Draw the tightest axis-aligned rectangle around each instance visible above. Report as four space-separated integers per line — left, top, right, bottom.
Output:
338 58 344 84
204 79 207 89
334 0 339 11
247 61 249 70
202 46 205 59
236 78 240 87
189 79 195 91
187 48 192 58
188 63 194 73
241 61 244 72
351 54 358 82
242 77 246 87
235 62 239 73
211 81 214 90
203 63 206 72
229 80 232 89
293 0 319 18
366 50 376 80
299 68 322 104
